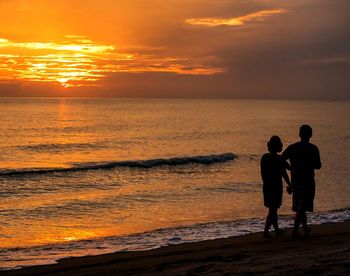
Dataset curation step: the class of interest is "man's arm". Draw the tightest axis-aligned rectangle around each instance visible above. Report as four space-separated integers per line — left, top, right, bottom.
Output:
314 146 321 170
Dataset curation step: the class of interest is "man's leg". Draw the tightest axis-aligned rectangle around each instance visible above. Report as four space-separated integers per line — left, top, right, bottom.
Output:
301 211 310 235
292 211 301 237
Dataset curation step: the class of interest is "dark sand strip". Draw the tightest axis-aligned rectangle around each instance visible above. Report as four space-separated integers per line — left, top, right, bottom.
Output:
3 221 350 275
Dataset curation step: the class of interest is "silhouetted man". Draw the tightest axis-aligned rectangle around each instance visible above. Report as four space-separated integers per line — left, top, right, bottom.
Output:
282 125 321 237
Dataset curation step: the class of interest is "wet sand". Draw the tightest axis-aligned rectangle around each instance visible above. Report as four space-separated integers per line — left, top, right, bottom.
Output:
3 221 350 275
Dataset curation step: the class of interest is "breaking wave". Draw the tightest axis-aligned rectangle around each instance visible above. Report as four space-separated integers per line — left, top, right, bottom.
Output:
0 153 236 176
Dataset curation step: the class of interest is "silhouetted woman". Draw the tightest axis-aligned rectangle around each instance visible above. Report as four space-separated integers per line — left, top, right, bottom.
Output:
261 136 291 237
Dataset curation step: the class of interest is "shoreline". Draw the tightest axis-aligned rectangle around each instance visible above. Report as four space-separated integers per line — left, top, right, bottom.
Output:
3 220 350 275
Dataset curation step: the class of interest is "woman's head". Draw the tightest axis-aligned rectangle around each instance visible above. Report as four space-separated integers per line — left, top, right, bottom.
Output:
267 136 283 153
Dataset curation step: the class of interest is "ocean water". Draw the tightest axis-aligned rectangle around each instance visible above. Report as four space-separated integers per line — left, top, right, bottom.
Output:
0 98 349 269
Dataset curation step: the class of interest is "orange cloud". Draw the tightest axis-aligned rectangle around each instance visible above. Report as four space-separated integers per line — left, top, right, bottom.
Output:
0 36 225 87
186 9 287 27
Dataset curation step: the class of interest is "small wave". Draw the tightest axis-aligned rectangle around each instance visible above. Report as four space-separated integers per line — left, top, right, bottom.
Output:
14 142 105 152
0 153 236 176
0 207 349 270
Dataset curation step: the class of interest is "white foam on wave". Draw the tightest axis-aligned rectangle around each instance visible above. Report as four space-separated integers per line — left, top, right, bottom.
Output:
0 208 349 270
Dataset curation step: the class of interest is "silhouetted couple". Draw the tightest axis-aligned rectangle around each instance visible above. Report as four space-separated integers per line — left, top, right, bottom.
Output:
261 125 321 238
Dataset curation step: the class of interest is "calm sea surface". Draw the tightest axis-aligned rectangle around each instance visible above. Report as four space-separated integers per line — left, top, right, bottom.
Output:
0 98 349 269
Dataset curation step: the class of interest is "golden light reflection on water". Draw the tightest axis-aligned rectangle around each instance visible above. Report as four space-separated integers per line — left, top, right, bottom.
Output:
0 36 225 87
0 177 267 248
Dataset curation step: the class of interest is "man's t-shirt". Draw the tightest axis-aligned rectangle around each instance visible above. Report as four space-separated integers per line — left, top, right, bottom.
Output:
282 141 321 187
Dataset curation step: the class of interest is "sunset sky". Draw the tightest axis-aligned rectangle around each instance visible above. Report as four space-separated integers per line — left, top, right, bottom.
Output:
0 0 349 99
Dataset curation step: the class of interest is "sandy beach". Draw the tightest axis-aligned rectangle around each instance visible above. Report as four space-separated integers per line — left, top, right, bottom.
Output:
2 220 349 275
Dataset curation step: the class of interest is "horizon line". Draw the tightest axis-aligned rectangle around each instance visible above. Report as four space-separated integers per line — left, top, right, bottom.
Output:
0 96 347 102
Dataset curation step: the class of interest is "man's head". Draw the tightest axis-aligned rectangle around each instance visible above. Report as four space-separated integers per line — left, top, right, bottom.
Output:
299 124 312 141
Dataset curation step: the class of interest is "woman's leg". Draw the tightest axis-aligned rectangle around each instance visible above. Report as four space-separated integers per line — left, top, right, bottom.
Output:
272 208 285 235
264 208 273 236
271 208 278 231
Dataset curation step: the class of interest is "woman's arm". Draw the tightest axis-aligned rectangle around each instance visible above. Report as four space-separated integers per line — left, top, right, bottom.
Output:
281 162 292 194
283 160 291 171
260 156 267 183
282 170 292 194
282 169 291 186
